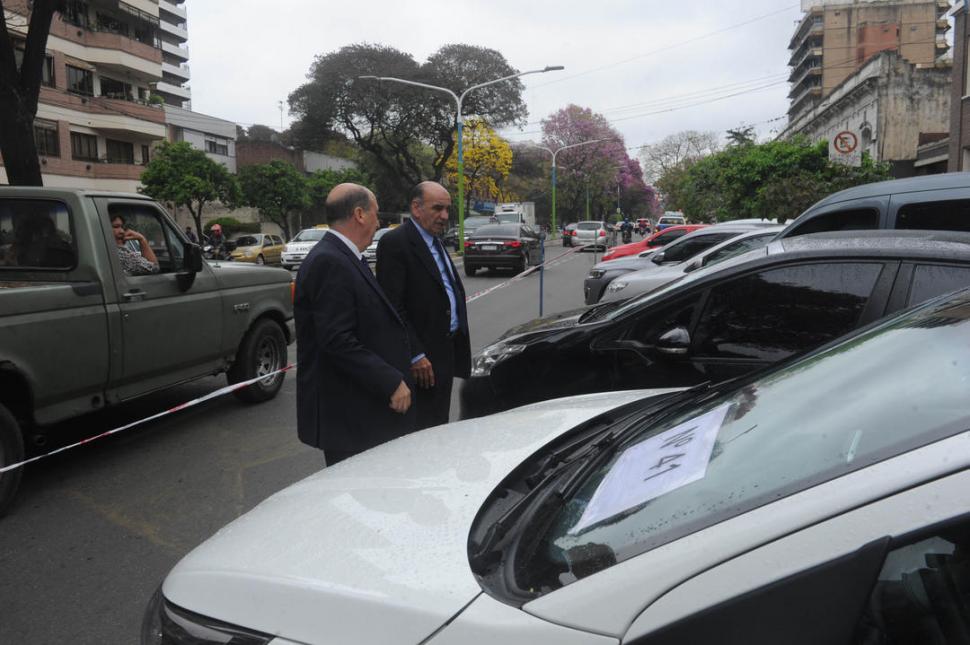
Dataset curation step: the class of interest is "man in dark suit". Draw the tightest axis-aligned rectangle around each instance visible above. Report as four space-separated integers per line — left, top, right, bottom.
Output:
295 183 413 465
377 181 471 430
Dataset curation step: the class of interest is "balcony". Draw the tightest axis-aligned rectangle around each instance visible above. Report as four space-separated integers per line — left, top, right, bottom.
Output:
159 0 187 20
788 65 822 92
159 20 188 42
154 81 191 100
788 84 822 116
162 62 190 81
788 11 824 50
789 42 822 69
161 40 189 61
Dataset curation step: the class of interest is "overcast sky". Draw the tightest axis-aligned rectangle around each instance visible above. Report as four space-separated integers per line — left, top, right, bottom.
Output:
187 1 804 154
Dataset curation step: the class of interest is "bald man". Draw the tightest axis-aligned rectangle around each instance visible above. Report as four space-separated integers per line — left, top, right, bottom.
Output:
294 183 414 464
377 181 471 430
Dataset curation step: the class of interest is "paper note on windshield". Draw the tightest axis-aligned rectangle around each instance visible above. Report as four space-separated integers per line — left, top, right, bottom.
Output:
571 403 731 534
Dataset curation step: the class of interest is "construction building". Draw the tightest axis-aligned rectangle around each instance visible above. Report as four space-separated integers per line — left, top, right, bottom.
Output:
788 0 950 124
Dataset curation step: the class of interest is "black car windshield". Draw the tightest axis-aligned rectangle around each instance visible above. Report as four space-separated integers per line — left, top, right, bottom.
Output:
473 224 518 237
292 229 327 242
505 291 970 597
495 213 521 224
465 217 492 229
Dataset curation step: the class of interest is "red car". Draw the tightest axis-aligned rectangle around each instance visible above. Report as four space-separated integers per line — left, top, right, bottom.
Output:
601 224 707 262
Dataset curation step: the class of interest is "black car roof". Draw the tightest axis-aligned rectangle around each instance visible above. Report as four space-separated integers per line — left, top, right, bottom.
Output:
807 173 970 210
775 229 970 260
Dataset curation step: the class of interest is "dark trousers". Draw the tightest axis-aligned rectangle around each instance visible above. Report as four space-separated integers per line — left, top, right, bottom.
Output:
415 334 456 430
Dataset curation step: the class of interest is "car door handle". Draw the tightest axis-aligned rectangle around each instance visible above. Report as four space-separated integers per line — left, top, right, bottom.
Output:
123 289 146 302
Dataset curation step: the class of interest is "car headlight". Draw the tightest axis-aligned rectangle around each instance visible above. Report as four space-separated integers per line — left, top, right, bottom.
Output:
141 586 273 645
588 269 606 279
607 281 628 294
471 343 527 377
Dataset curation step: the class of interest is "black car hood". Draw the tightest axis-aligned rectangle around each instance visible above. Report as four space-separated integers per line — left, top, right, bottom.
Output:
497 306 590 342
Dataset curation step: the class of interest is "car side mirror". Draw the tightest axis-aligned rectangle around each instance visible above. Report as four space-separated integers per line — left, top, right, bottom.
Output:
654 326 690 355
651 251 666 264
176 242 203 290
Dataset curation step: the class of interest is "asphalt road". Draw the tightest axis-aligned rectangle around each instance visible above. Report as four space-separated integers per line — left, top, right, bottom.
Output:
0 240 603 644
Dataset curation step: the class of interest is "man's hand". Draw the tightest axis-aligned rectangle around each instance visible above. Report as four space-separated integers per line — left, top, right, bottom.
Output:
410 357 435 389
389 380 411 414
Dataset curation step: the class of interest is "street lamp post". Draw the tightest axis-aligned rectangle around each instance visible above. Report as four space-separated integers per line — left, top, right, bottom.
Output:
356 65 563 251
529 138 611 238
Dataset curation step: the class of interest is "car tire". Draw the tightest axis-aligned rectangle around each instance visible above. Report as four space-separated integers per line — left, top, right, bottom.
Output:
465 264 476 277
256 255 265 265
515 255 526 274
0 403 24 518
228 318 287 403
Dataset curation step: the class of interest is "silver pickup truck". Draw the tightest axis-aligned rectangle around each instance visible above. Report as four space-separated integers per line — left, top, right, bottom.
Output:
0 188 295 516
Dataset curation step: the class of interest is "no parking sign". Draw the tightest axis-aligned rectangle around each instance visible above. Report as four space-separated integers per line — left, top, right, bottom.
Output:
830 130 862 167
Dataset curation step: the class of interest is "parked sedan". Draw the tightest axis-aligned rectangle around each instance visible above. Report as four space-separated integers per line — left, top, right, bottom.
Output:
144 286 970 645
229 233 284 265
362 227 390 264
281 227 328 270
585 225 775 305
461 230 970 418
602 227 783 302
601 224 707 262
463 223 542 276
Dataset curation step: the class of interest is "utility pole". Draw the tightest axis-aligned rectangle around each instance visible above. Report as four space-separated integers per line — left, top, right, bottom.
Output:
278 100 284 133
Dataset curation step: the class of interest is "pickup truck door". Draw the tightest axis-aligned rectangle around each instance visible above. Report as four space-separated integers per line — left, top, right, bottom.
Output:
96 199 224 401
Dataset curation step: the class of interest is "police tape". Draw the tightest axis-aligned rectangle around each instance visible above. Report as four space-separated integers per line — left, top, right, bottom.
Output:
0 243 600 475
0 365 297 475
464 244 587 304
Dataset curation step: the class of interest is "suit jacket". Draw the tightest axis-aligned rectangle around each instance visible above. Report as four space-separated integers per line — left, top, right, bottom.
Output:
376 219 471 379
294 233 414 453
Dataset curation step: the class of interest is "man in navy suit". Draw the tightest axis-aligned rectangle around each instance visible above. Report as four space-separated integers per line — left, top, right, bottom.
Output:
294 183 413 465
377 181 471 430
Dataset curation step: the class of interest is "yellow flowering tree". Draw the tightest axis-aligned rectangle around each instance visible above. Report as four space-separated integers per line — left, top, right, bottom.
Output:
446 118 513 212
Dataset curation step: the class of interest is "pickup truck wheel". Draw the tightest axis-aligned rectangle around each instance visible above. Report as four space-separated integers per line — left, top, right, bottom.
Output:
229 319 287 403
0 403 24 517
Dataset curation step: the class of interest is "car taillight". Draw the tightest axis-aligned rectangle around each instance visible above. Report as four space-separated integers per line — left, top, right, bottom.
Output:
599 230 606 237
504 240 522 248
464 240 473 248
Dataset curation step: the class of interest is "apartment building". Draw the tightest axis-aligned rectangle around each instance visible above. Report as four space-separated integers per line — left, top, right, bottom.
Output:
1 0 167 191
155 0 190 107
165 105 236 172
788 0 950 123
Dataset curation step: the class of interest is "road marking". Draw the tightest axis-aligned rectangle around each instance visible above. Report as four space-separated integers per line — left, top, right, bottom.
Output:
465 245 586 304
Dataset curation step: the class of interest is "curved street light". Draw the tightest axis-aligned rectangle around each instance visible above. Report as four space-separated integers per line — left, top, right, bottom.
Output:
356 65 564 251
528 138 614 237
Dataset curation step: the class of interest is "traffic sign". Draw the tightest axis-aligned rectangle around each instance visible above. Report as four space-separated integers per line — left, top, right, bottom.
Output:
830 130 862 167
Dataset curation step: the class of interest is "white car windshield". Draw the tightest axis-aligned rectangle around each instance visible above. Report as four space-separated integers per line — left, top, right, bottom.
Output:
512 290 970 595
577 222 604 231
291 229 327 242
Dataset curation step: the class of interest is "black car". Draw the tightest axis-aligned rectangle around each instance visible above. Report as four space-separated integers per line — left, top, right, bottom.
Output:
464 223 542 276
460 230 970 418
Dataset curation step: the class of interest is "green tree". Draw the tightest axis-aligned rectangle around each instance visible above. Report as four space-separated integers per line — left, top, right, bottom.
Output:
304 167 373 226
287 43 527 208
140 141 241 238
239 160 310 240
0 0 66 185
658 137 891 223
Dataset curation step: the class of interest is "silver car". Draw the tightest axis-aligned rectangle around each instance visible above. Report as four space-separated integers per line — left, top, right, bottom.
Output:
573 220 607 249
603 226 783 301
362 227 391 264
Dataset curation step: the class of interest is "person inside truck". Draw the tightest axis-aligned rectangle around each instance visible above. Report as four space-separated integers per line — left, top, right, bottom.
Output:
111 214 159 275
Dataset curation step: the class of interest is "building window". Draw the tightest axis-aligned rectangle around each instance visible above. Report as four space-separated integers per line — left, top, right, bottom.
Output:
96 11 129 37
14 47 54 87
99 76 132 101
70 132 98 161
63 0 90 28
141 144 150 165
205 138 229 156
106 139 135 164
66 65 93 96
34 120 59 157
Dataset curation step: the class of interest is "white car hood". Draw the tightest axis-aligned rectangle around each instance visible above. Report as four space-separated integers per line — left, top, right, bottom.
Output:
163 389 673 645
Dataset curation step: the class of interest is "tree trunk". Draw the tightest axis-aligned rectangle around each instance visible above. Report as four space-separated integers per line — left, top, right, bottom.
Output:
0 0 65 186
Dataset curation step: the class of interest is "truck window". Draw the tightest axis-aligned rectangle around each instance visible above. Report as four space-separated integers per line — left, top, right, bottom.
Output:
108 204 184 274
786 208 879 237
896 200 970 232
0 199 75 270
